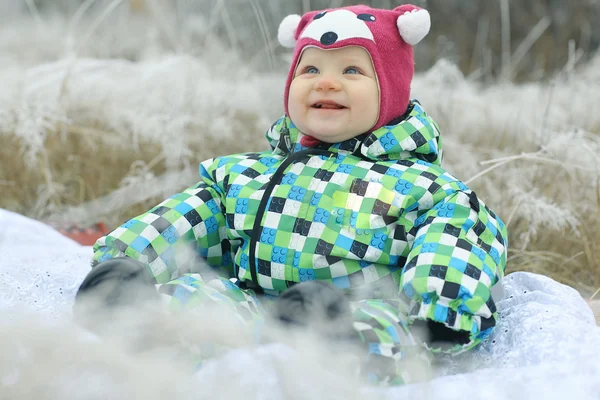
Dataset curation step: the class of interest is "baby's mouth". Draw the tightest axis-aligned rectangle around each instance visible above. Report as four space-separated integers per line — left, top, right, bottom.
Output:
311 100 347 110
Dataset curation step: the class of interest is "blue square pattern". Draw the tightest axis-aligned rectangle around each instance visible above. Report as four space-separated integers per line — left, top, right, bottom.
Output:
433 303 449 322
335 234 354 251
173 285 194 305
164 247 178 266
462 218 475 232
368 343 381 355
160 226 179 244
332 276 351 289
174 202 193 216
403 283 415 298
386 326 400 343
420 291 433 305
130 236 150 253
486 220 498 236
482 264 495 281
489 247 501 265
449 257 467 273
231 164 249 174
122 219 138 229
179 275 203 289
426 139 439 154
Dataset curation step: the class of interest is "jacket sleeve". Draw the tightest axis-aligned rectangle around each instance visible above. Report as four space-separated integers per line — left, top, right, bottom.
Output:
91 158 233 284
399 187 508 354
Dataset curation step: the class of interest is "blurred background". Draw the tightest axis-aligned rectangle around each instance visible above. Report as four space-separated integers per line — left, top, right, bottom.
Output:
4 0 600 80
0 0 598 295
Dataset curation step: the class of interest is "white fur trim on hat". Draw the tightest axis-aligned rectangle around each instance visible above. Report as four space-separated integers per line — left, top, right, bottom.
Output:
278 14 302 48
397 9 431 46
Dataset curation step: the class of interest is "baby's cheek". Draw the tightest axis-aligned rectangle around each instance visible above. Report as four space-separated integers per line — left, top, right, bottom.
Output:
287 95 308 130
364 95 380 129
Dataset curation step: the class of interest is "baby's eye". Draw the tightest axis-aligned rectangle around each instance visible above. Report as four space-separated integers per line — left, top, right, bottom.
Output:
304 66 319 74
344 67 361 75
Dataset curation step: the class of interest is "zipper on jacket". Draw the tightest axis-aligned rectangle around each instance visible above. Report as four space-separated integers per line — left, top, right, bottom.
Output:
248 148 333 290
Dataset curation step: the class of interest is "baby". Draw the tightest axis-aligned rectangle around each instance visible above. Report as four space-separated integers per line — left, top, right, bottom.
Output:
75 4 508 385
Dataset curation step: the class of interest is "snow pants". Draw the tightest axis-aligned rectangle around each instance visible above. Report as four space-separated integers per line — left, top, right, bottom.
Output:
158 273 431 385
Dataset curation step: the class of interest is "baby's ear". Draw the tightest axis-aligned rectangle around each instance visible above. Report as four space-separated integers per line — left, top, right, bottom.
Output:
394 5 431 46
278 14 302 48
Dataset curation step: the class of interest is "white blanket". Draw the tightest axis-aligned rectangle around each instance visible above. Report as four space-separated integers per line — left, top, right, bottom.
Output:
1 208 599 399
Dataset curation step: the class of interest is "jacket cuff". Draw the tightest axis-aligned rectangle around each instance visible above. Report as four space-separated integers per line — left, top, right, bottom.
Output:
408 299 496 354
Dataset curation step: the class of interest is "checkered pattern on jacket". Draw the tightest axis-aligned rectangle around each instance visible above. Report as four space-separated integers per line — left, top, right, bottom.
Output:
92 101 508 354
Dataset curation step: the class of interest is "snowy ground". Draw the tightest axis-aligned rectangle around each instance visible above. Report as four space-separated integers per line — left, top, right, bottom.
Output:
1 208 599 399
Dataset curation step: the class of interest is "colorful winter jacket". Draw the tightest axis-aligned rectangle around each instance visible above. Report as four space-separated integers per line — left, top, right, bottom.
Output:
93 101 508 351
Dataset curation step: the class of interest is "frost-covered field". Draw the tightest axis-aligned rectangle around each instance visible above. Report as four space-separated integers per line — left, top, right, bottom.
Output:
1 1 600 398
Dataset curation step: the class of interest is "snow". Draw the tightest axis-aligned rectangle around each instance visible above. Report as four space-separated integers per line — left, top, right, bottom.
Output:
1 208 599 399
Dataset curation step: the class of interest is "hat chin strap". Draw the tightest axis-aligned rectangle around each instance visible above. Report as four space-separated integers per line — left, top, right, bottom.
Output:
299 134 323 148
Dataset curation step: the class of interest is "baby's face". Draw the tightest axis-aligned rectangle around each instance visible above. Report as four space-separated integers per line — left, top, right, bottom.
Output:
288 46 379 143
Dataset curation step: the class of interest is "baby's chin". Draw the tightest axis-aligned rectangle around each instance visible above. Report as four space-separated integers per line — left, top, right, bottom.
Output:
307 131 358 143
311 127 372 143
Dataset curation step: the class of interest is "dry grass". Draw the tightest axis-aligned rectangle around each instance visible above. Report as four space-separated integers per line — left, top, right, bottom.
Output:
1 111 267 225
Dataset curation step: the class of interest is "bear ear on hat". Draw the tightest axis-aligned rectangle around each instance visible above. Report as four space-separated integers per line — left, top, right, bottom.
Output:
278 14 302 48
394 5 431 46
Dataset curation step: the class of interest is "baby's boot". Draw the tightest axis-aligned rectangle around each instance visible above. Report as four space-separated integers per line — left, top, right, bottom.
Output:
73 257 160 337
272 280 355 340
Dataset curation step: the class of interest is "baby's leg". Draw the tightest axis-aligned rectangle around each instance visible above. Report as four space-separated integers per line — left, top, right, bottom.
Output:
159 274 265 324
156 274 267 362
270 282 431 385
74 257 265 357
351 299 431 385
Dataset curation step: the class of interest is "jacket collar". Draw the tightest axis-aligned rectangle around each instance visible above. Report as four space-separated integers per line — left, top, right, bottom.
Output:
265 101 442 166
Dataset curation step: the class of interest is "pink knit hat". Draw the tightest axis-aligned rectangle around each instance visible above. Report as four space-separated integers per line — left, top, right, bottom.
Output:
278 4 431 135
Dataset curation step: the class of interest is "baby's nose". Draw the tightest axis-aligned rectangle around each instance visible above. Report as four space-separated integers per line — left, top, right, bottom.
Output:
315 75 342 91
